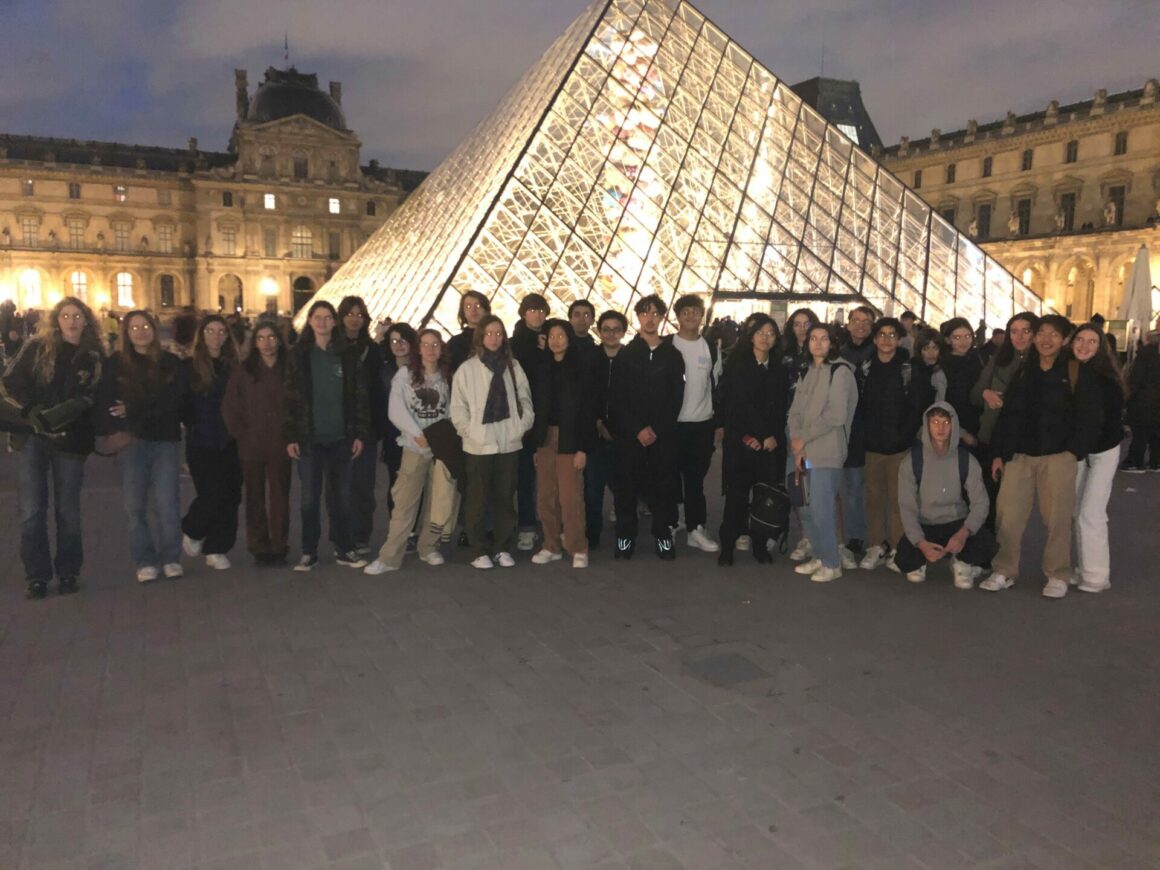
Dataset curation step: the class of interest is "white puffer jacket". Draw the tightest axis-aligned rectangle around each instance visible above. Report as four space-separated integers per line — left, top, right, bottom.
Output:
450 356 534 455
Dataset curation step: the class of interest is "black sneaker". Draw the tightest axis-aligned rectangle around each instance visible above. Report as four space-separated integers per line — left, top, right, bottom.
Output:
654 535 676 561
26 579 48 600
335 551 368 568
58 576 79 595
458 530 470 548
1120 463 1147 474
614 537 635 560
353 544 372 557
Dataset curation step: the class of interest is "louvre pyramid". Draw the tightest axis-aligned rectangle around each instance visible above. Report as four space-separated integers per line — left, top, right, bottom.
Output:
310 0 1041 331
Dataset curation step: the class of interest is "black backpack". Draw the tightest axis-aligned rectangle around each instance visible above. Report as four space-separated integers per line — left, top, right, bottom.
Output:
749 481 790 551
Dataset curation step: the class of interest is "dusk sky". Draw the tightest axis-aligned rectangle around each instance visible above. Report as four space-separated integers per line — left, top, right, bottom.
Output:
3 0 1156 172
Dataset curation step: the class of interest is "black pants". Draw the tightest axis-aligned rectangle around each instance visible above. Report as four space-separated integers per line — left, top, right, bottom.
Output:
673 420 716 530
719 446 778 550
1126 425 1160 468
382 437 403 513
182 442 242 555
613 435 676 540
348 437 378 546
892 520 997 573
463 452 519 558
978 442 1000 532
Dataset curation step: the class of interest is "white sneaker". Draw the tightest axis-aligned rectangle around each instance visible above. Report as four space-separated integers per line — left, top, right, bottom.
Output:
205 554 231 570
859 545 886 570
294 554 318 572
735 535 751 551
421 551 445 566
182 534 203 557
950 559 978 590
531 549 563 564
471 555 494 570
1042 577 1068 599
794 558 822 575
979 572 1014 592
363 560 398 575
162 563 183 579
839 546 858 570
572 553 588 568
494 551 516 568
1078 579 1110 594
810 565 842 583
789 538 812 561
885 552 900 573
905 565 926 583
516 531 536 551
136 566 158 583
687 525 720 552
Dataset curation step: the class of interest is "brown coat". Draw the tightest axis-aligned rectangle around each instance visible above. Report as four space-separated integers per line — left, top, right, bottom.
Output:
222 361 288 462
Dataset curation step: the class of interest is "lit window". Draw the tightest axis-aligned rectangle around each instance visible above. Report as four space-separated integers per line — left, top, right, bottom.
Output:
19 269 41 306
113 222 130 252
221 226 237 256
1064 140 1078 164
222 191 234 208
837 123 858 143
115 272 134 307
291 225 312 258
158 224 173 254
67 218 84 249
263 193 276 210
68 182 81 200
21 179 34 196
366 201 377 217
328 197 341 215
20 216 38 246
157 189 171 206
113 184 127 203
70 271 88 299
1020 149 1033 171
1114 130 1128 156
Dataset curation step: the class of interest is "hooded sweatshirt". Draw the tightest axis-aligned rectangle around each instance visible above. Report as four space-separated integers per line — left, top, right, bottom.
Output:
786 358 858 468
897 402 989 546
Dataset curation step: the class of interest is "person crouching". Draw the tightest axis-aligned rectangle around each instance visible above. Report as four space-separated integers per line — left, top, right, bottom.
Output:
894 402 996 588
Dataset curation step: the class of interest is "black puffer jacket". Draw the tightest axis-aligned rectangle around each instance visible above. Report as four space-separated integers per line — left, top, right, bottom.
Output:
606 335 685 441
943 351 983 437
1087 364 1125 455
857 354 924 455
531 350 596 454
1126 343 1160 428
994 356 1102 461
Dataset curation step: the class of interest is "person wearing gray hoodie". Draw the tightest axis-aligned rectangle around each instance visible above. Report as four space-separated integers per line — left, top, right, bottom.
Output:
894 402 996 588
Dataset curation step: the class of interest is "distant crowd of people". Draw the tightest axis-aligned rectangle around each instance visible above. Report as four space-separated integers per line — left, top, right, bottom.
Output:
3 290 1158 603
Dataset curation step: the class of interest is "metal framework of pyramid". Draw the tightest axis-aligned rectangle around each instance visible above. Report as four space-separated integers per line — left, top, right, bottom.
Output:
309 0 1041 332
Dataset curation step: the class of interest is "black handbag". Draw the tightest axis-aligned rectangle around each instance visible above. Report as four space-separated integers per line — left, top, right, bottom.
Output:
749 481 790 550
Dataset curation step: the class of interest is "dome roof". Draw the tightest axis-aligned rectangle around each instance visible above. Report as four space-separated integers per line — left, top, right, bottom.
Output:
248 67 347 131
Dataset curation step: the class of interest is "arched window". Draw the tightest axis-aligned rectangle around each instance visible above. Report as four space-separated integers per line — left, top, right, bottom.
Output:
291 225 313 258
70 271 88 299
19 269 41 307
115 272 134 308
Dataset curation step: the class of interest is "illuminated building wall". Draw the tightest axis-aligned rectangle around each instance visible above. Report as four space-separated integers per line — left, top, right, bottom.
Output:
309 0 1041 331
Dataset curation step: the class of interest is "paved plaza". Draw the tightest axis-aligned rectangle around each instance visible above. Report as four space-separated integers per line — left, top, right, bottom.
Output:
1 451 1158 870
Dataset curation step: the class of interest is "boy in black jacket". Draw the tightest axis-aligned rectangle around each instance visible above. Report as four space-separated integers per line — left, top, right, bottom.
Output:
606 295 685 560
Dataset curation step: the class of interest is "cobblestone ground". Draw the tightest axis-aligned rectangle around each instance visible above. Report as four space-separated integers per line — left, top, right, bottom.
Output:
1 450 1158 870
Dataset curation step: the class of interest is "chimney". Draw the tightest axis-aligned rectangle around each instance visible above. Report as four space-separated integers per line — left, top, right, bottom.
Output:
898 136 909 157
964 119 977 144
235 69 249 121
329 81 343 105
1044 100 1059 125
929 128 941 150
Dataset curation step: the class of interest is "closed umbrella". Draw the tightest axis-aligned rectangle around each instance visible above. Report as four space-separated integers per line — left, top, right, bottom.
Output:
1117 245 1153 359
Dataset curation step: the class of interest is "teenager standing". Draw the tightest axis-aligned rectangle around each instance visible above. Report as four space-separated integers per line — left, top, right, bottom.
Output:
181 315 242 570
222 321 291 565
447 291 491 372
583 310 626 550
2 298 103 598
511 294 550 551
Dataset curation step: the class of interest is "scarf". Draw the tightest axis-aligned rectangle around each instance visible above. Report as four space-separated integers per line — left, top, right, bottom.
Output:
480 349 511 424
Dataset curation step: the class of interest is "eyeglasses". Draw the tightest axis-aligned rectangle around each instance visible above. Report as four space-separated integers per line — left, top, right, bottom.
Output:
389 337 409 345
754 330 776 340
599 325 625 334
876 331 899 340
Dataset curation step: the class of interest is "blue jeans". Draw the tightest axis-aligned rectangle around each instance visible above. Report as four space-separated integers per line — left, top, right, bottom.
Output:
787 449 811 534
121 439 182 568
802 467 842 569
298 440 354 555
17 436 86 580
840 466 866 544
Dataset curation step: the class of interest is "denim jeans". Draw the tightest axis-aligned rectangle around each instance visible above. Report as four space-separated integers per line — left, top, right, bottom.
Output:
17 436 87 580
348 438 378 546
121 439 182 568
298 440 355 556
839 466 866 544
802 467 842 569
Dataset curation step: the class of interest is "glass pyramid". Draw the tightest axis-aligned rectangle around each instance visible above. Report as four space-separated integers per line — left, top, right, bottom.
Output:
311 0 1041 332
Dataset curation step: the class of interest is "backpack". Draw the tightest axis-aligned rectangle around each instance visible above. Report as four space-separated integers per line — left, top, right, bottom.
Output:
749 481 790 551
910 441 970 507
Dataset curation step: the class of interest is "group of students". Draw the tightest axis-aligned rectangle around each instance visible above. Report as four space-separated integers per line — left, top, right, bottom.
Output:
2 289 1142 601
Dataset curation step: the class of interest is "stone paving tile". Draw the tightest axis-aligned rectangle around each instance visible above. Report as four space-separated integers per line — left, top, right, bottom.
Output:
1 456 1158 869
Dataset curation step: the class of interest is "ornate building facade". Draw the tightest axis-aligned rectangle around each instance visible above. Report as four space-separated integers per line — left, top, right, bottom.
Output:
878 79 1160 322
0 67 424 316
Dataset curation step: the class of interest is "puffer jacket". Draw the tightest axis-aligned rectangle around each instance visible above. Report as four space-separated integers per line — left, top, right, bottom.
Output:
450 355 534 455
